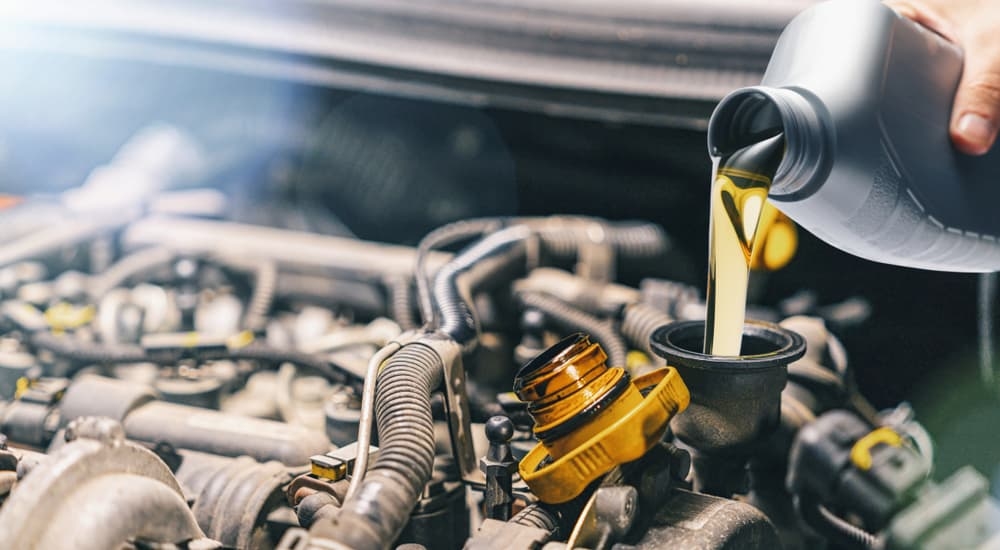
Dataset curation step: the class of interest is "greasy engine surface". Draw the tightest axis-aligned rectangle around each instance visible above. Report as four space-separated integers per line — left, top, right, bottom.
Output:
0 2 998 549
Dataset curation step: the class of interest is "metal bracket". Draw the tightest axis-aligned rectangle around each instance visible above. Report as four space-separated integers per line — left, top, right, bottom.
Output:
574 221 616 284
422 333 485 486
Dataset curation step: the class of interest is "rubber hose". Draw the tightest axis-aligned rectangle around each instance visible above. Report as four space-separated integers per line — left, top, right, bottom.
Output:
386 275 418 331
433 226 530 347
313 343 442 549
620 303 673 358
511 503 559 538
517 291 628 369
244 261 277 333
416 218 504 326
30 331 149 364
416 218 669 326
174 452 290 548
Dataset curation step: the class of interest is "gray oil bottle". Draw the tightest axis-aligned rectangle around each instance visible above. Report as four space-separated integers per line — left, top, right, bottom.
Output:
707 0 1000 272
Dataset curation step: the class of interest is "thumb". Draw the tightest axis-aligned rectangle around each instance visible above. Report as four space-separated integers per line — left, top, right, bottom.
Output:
951 52 1000 156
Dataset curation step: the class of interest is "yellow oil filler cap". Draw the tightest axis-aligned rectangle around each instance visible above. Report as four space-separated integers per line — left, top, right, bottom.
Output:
514 333 689 503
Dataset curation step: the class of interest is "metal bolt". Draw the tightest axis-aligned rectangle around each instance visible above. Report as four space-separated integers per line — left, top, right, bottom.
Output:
594 485 638 537
666 445 692 481
480 415 518 521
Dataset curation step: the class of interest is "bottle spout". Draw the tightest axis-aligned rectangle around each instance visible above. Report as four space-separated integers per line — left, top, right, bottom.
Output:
708 86 832 200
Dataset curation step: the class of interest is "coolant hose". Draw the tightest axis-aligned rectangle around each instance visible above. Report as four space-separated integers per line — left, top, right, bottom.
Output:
312 343 443 549
516 291 628 369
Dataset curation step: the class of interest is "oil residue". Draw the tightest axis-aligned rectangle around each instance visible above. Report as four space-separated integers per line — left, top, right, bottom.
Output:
704 133 785 356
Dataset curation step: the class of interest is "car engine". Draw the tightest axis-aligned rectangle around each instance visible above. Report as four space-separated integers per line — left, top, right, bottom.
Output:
0 2 997 549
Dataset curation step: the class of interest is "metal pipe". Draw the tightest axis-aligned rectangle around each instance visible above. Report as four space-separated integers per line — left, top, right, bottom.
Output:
122 216 452 282
346 340 402 500
0 429 209 548
87 246 175 299
0 214 134 269
123 401 332 465
314 343 443 549
37 474 206 550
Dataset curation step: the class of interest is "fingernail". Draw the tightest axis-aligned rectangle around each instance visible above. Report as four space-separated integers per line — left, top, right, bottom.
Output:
957 113 996 146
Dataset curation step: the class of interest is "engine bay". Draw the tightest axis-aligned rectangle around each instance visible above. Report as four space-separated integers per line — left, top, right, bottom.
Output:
0 2 998 549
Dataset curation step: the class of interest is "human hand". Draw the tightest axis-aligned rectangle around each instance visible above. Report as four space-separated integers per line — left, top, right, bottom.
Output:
886 0 1000 155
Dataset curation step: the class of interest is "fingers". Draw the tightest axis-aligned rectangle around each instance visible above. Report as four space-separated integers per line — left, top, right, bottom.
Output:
951 53 1000 156
884 0 958 41
885 0 1000 155
884 0 921 19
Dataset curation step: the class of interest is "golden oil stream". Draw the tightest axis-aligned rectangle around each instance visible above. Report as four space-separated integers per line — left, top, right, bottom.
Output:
704 134 786 356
